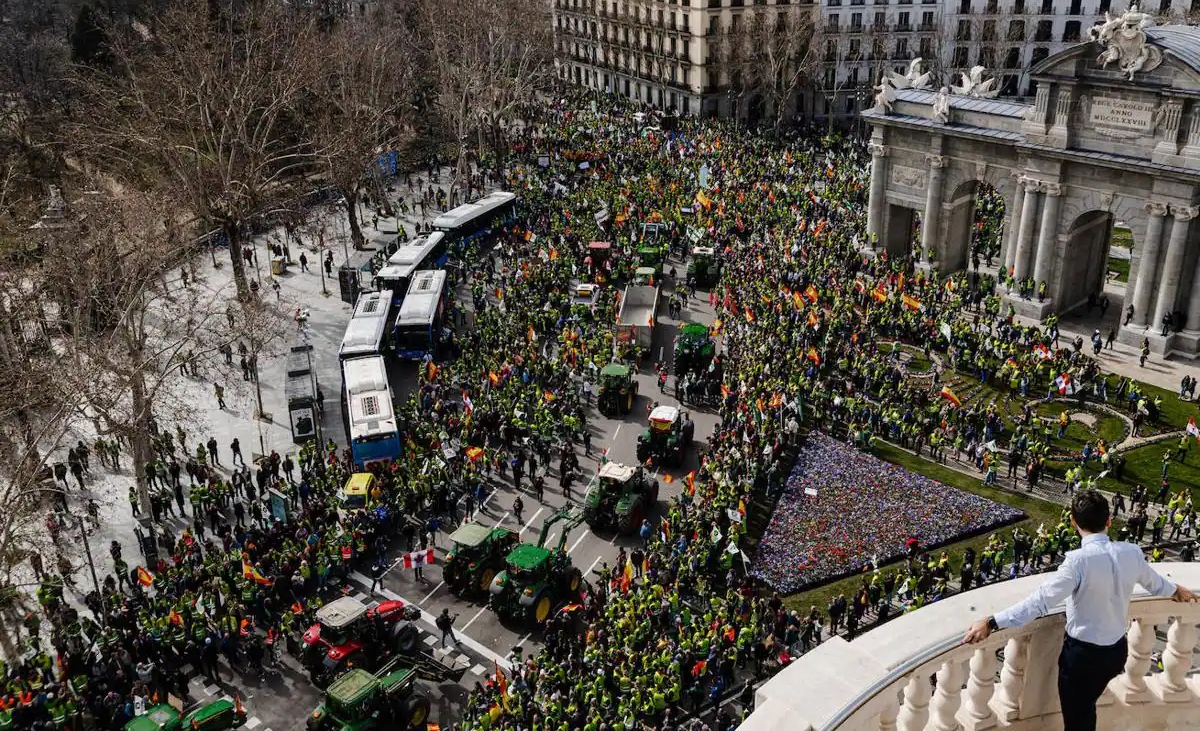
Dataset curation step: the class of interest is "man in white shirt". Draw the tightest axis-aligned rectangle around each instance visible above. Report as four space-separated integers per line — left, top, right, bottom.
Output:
964 490 1196 731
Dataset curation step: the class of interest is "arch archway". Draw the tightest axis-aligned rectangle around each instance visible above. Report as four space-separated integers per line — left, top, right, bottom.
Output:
940 180 1007 272
1059 210 1115 314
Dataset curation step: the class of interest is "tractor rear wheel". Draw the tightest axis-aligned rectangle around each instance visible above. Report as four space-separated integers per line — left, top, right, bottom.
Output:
624 392 633 413
479 567 497 594
567 568 583 595
403 695 432 729
532 593 554 624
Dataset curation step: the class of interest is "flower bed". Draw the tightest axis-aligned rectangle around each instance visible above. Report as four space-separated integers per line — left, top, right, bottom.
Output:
751 434 1025 594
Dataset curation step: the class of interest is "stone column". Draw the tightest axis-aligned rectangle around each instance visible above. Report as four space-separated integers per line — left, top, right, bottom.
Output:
921 154 947 262
1187 243 1200 331
1152 205 1198 332
1001 175 1026 276
867 143 889 248
1012 182 1041 282
1130 201 1168 328
1032 182 1063 292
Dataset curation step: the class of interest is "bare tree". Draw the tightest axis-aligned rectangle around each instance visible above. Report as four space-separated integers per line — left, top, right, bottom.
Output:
72 0 323 302
308 12 415 250
40 184 227 515
422 0 552 184
735 6 820 134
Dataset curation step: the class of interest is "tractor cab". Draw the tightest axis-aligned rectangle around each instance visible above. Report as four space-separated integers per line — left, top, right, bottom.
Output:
582 462 659 534
636 405 695 467
302 596 419 687
631 266 657 287
687 245 719 288
443 523 519 598
585 242 612 284
597 362 637 416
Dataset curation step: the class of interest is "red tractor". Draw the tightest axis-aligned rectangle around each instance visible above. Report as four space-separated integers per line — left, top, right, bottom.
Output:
302 596 421 687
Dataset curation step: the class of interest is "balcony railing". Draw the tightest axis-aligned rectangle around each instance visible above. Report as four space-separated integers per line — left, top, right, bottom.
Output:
740 563 1200 731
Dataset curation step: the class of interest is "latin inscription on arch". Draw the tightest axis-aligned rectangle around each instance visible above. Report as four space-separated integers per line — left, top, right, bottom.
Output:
1089 96 1155 137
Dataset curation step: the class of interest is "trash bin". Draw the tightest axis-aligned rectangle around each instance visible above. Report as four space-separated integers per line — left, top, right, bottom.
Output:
271 257 287 275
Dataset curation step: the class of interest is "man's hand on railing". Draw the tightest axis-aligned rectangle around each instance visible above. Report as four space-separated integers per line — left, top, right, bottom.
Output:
962 616 994 644
1172 585 1198 603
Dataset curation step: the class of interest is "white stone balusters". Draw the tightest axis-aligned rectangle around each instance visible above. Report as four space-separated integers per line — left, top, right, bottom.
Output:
1114 617 1158 703
990 637 1028 722
959 647 999 731
1158 618 1199 701
877 694 900 731
930 659 967 731
896 675 932 731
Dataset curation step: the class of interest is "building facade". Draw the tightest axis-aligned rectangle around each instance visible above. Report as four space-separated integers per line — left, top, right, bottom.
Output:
553 0 1200 121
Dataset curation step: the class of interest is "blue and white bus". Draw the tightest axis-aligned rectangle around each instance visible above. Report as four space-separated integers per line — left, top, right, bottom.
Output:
340 355 401 468
392 270 448 361
433 191 517 251
373 232 449 307
338 289 393 361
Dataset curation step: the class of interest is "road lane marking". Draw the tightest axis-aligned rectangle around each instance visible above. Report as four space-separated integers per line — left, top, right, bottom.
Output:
567 530 589 555
585 555 604 576
461 605 489 631
420 581 445 603
471 664 486 675
517 631 534 648
423 634 438 646
521 507 545 534
493 511 511 528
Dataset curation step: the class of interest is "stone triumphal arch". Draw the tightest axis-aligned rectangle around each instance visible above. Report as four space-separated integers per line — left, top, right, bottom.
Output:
862 12 1200 357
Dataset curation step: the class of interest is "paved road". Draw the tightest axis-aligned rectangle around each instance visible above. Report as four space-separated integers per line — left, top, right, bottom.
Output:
216 251 723 729
376 251 722 665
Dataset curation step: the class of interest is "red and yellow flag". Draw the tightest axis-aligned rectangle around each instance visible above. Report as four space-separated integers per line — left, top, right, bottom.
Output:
939 386 962 407
807 348 821 365
805 284 819 304
137 566 154 587
902 294 921 311
488 370 501 387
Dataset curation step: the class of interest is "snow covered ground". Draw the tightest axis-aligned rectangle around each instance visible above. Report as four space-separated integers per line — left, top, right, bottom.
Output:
11 167 466 654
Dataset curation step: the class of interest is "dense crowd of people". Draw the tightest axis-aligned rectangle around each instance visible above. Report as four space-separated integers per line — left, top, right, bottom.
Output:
5 91 1197 731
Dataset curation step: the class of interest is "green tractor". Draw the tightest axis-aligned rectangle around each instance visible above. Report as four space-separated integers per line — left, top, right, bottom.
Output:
636 405 695 467
673 322 715 379
489 509 585 626
597 362 638 416
631 266 658 287
443 523 519 599
636 246 665 277
306 661 432 731
582 461 660 535
686 245 719 289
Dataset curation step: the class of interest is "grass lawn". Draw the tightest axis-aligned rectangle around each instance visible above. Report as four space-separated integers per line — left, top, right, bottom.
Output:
1108 256 1130 283
1111 227 1133 249
781 442 1063 614
1032 402 1128 456
1078 440 1200 504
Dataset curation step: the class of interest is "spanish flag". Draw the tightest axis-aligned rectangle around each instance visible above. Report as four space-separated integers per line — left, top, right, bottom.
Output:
660 516 671 541
720 384 731 400
737 499 746 518
488 370 501 387
620 558 633 593
494 660 511 712
137 566 154 587
242 561 273 586
871 287 888 303
663 473 674 483
768 392 783 409
427 361 439 382
902 294 921 311
744 308 755 323
791 291 805 310
527 325 536 342
543 390 557 403
168 609 183 626
807 348 821 365
807 310 819 328
465 446 484 462
685 470 697 496
805 284 819 304
939 386 962 407
549 247 559 261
